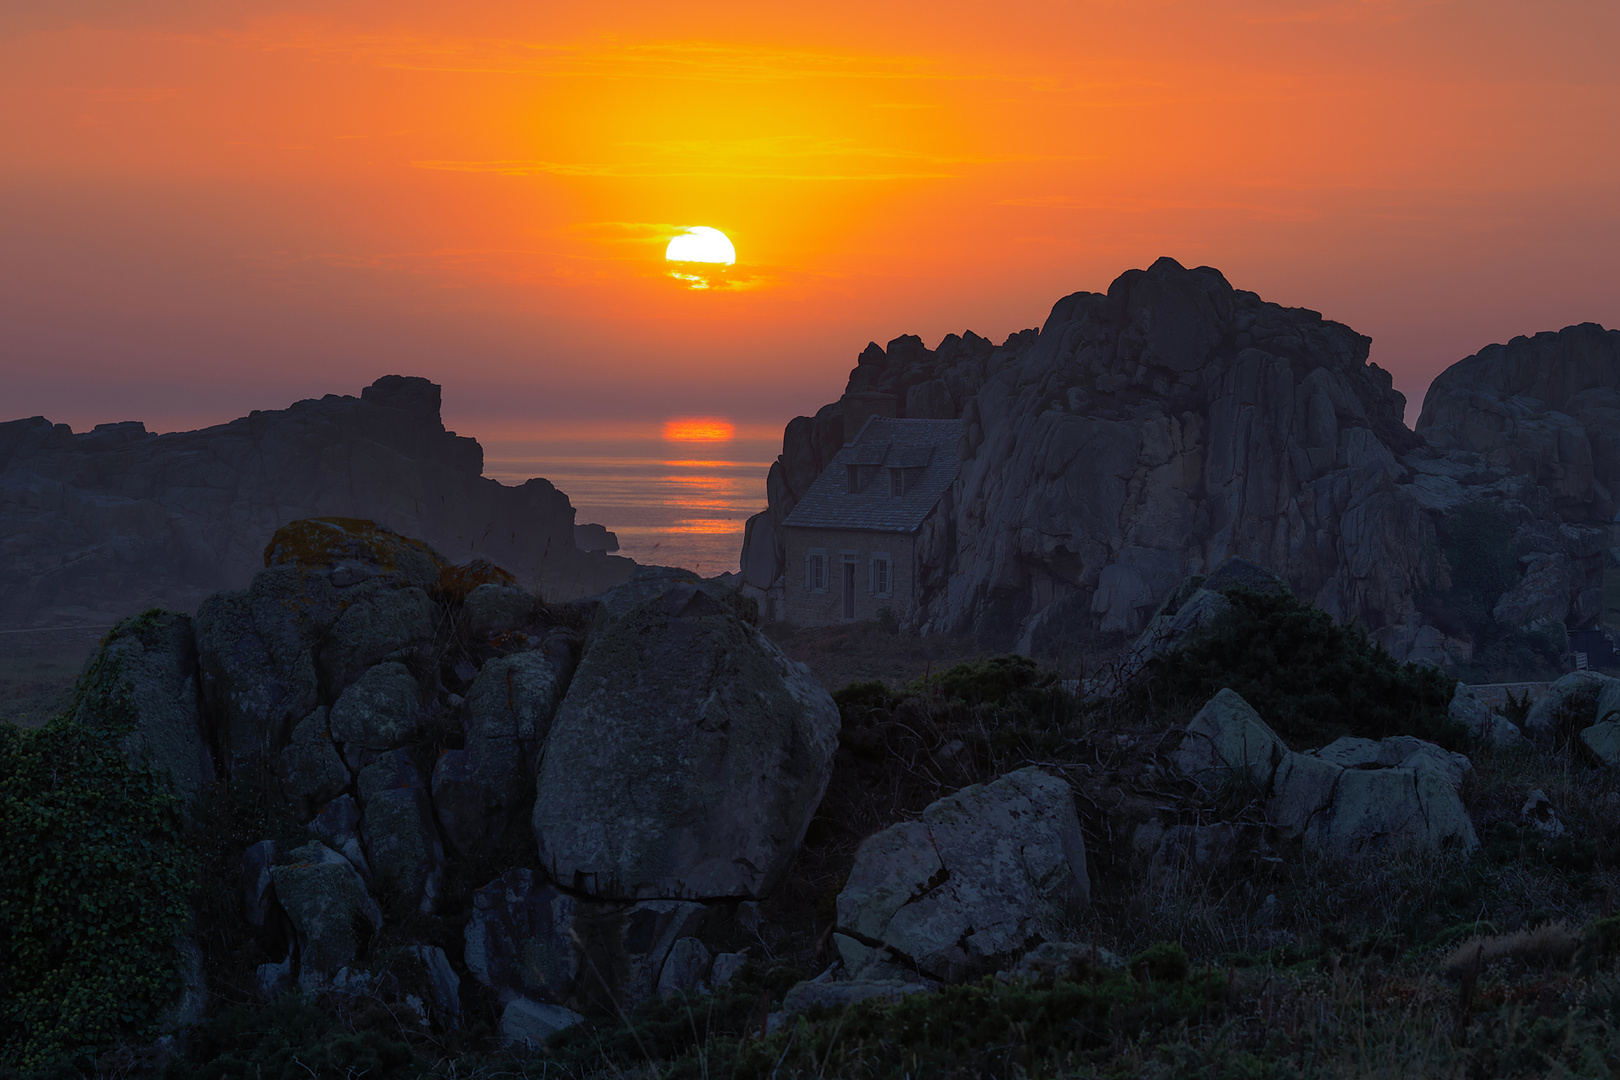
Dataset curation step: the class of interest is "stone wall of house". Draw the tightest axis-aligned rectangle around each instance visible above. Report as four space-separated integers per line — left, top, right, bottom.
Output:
781 526 917 626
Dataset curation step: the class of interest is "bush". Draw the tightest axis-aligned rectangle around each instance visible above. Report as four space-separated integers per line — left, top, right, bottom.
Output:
1144 587 1463 749
169 995 413 1080
0 678 195 1067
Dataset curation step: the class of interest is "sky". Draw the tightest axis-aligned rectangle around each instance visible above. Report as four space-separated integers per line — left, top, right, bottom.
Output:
2 0 1618 443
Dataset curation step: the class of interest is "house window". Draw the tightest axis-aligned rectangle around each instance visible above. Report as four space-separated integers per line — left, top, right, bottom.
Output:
870 552 892 597
847 465 862 494
806 549 828 592
890 469 907 496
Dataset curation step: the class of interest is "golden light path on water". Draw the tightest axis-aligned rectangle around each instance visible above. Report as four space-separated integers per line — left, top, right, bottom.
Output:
482 424 772 575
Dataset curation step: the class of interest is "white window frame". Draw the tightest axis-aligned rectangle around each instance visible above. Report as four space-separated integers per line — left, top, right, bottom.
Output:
806 548 829 593
870 551 892 598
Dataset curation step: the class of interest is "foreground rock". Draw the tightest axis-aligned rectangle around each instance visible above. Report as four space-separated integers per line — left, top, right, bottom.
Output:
0 374 630 630
463 868 709 1010
533 570 840 901
71 609 213 801
835 767 1089 980
1173 689 1479 858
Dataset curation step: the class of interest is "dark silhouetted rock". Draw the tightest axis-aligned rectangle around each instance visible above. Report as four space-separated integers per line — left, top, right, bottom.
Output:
0 376 632 631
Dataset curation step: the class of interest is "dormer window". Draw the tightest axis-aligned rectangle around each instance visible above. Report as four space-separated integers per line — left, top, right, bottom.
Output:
847 465 861 494
890 468 908 496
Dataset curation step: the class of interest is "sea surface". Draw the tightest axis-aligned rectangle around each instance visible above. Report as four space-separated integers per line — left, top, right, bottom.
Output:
482 430 777 577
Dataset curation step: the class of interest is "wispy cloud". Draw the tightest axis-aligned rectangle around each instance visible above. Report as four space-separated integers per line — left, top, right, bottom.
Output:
412 159 959 181
415 137 1075 183
1242 0 1451 25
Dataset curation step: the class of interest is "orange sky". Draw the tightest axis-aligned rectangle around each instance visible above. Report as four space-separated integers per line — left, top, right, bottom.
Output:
2 0 1617 438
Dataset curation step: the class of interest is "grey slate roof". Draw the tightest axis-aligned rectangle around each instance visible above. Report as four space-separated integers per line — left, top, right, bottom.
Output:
781 417 963 533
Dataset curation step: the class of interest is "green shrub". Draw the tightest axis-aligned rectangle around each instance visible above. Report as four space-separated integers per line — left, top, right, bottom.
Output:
0 684 195 1067
169 994 414 1080
1144 587 1463 749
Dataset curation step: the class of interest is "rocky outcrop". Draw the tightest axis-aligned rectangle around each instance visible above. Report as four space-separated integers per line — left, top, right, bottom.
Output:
1172 689 1479 859
834 768 1089 980
742 259 1616 662
0 375 631 630
71 609 213 801
533 569 840 901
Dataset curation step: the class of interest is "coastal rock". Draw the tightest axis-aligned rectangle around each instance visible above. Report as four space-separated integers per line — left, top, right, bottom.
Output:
835 768 1089 979
0 376 632 630
745 261 1616 660
463 869 706 1010
1580 723 1620 768
533 575 840 900
499 999 583 1047
1170 687 1287 792
1169 690 1479 858
328 661 423 769
277 707 350 819
464 582 537 639
357 750 444 911
72 609 213 800
1450 683 1529 748
1523 671 1615 735
435 651 561 854
270 843 384 987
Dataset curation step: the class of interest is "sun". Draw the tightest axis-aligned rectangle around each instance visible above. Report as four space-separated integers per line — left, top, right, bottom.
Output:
665 226 736 266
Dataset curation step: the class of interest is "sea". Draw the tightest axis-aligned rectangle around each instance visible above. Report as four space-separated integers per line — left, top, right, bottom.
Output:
481 428 778 577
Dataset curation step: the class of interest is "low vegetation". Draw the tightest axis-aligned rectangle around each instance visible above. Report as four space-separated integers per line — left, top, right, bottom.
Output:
0 651 194 1071
6 585 1620 1078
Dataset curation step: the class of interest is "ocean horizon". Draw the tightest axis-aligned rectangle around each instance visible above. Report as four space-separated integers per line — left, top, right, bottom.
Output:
483 430 778 578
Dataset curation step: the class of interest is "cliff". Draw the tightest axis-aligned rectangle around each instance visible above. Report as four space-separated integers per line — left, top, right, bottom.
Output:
0 375 632 628
742 258 1616 665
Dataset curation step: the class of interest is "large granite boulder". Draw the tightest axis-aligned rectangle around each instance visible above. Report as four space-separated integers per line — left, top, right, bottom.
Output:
357 750 444 911
463 869 706 1011
328 661 424 770
1449 683 1529 748
835 768 1089 980
434 651 562 854
533 575 840 900
0 376 632 631
72 609 213 801
1524 671 1616 736
1170 687 1287 792
1170 689 1478 859
277 707 350 819
193 520 446 777
269 842 384 988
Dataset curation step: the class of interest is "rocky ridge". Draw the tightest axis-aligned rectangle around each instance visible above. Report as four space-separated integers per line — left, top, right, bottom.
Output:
0 375 631 630
741 259 1618 665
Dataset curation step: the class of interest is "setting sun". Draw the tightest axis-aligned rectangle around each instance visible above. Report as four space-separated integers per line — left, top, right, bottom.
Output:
664 227 736 266
662 417 735 443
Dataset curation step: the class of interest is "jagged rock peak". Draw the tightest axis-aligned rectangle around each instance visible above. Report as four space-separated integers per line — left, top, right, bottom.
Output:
742 258 1613 667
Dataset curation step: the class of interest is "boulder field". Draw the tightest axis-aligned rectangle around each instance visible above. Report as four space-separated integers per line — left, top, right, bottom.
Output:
78 516 1602 1049
741 258 1619 663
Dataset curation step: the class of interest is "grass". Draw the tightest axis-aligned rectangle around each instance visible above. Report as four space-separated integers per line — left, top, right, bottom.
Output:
18 586 1620 1078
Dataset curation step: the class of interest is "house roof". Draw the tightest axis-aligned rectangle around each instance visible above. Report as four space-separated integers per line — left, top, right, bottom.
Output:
782 416 963 533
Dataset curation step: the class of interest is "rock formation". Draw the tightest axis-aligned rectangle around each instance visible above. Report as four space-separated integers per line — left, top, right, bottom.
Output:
1171 689 1478 858
742 258 1618 664
0 375 630 630
90 522 841 1014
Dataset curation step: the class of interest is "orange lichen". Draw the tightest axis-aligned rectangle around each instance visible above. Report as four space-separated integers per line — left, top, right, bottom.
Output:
263 517 446 573
435 556 519 607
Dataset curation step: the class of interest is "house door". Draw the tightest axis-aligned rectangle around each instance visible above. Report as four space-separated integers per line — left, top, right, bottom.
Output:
842 560 857 619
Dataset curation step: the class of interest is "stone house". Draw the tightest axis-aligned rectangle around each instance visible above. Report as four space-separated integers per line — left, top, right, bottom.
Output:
779 417 962 625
